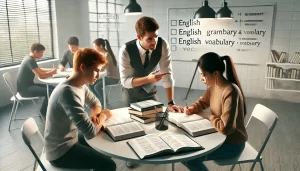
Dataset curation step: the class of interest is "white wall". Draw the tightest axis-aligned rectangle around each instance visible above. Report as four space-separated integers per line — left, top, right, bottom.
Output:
119 0 300 103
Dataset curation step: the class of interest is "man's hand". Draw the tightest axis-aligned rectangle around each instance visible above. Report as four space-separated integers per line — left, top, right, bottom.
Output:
147 70 167 83
58 65 65 72
90 115 100 125
168 105 184 113
51 68 57 74
100 109 112 120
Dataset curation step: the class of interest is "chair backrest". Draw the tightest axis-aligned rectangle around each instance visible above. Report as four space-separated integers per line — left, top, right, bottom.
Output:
21 118 46 171
246 104 278 160
3 72 18 98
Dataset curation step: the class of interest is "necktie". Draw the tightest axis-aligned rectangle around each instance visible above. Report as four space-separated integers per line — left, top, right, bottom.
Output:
144 50 150 68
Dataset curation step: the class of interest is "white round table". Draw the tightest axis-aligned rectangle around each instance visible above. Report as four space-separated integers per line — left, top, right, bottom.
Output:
86 107 226 171
38 70 107 108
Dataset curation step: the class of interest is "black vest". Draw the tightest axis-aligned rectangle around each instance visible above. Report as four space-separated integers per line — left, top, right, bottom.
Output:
125 37 163 93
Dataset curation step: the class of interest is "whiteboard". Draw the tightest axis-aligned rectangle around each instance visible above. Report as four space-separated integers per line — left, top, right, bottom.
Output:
168 5 275 64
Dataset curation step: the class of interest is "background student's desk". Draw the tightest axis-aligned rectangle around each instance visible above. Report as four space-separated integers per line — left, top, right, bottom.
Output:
86 107 226 171
38 70 108 108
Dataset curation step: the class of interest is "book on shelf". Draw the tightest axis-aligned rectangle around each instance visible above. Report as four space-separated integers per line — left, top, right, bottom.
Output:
289 52 300 64
270 50 287 63
128 107 163 116
267 79 274 89
127 132 204 159
103 115 145 141
130 114 156 124
130 100 164 112
168 112 217 137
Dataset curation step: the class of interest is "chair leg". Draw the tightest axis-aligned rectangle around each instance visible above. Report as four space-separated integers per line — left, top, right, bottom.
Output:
13 101 19 120
106 87 112 103
230 164 236 171
32 99 44 122
239 163 243 171
259 160 264 171
33 159 37 171
8 101 16 131
250 161 257 171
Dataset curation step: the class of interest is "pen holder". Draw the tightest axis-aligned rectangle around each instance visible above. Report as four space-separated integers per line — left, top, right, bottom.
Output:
155 112 169 131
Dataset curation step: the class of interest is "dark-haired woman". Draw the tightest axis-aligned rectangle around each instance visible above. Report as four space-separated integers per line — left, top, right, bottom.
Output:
176 52 248 171
89 38 120 108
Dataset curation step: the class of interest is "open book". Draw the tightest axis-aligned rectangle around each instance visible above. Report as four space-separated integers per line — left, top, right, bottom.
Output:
127 132 204 159
103 115 146 141
168 112 217 137
52 72 70 78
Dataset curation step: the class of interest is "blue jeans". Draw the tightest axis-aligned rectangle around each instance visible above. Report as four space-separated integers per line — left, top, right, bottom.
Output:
89 77 119 108
183 143 245 171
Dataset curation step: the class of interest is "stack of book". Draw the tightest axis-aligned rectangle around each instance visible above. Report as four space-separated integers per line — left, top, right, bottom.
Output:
129 100 164 124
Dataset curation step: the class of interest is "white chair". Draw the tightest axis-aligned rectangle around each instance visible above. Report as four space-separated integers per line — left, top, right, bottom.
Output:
3 72 44 131
214 104 278 171
105 80 122 105
21 117 91 171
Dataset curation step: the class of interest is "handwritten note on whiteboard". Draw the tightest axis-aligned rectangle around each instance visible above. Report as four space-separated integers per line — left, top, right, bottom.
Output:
168 5 275 64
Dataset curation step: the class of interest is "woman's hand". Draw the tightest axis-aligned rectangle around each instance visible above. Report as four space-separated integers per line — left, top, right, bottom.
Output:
183 107 192 115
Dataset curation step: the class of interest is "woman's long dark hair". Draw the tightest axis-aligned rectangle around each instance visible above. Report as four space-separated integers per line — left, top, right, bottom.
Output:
93 38 117 66
198 52 246 115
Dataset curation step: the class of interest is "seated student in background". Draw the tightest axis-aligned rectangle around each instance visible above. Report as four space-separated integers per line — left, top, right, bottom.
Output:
17 43 57 116
44 48 116 171
58 36 79 71
89 38 120 107
176 52 248 171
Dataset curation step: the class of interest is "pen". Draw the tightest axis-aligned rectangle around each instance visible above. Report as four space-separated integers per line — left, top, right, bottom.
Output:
158 108 169 129
185 101 188 108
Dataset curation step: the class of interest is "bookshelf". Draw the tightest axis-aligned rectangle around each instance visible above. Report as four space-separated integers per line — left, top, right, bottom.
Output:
266 62 300 67
266 77 300 82
266 50 300 92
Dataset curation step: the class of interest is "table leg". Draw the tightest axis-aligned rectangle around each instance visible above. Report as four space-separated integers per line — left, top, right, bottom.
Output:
172 163 175 171
46 84 49 100
103 76 106 109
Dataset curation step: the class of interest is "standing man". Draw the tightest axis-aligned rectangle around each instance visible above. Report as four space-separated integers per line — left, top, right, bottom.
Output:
119 16 179 112
59 36 79 71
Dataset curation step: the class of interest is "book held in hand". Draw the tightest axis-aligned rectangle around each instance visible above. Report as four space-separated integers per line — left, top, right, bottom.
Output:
127 132 204 159
103 114 146 141
168 112 217 137
130 100 164 112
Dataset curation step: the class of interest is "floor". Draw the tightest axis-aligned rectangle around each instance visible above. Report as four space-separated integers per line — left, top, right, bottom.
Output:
0 86 299 171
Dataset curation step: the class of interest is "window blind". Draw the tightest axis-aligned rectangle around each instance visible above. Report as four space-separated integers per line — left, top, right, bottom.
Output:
0 0 56 68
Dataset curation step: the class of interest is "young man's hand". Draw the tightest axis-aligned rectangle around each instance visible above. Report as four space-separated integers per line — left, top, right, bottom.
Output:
58 65 65 72
100 109 112 120
51 68 57 74
90 115 100 124
147 70 167 83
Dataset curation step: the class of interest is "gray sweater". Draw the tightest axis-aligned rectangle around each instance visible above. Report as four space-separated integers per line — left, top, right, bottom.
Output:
44 80 101 161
